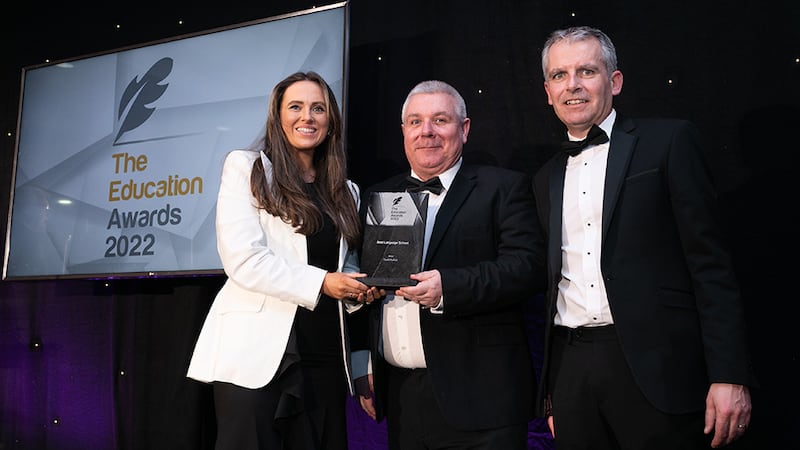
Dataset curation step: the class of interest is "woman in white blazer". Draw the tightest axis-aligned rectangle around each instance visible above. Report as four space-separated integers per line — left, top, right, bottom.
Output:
187 72 379 450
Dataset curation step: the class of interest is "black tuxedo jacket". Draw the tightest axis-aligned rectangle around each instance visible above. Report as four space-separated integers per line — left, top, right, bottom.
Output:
354 163 546 430
532 115 756 416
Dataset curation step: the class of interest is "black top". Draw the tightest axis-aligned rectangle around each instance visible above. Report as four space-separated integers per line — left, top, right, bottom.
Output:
294 183 341 367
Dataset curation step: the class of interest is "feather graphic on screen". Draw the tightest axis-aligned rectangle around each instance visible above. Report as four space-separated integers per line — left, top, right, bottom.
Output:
114 57 173 143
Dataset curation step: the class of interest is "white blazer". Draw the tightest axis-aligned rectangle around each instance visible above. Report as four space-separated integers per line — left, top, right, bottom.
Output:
187 149 361 392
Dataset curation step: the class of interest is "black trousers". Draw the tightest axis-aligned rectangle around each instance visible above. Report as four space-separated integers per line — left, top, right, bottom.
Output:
548 325 709 450
385 365 528 450
212 364 347 450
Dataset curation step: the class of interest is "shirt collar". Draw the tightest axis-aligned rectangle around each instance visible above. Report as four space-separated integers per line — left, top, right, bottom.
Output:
566 109 617 142
599 109 616 140
410 157 462 192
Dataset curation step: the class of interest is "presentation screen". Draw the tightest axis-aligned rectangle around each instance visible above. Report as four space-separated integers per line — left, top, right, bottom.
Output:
4 2 349 280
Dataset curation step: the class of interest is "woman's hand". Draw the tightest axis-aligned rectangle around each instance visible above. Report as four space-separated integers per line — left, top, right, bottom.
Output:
322 272 385 303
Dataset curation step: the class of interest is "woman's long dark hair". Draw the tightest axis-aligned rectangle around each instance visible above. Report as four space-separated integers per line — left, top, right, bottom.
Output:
250 71 360 248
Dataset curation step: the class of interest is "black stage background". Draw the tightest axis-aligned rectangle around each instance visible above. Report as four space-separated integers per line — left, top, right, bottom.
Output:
2 1 798 449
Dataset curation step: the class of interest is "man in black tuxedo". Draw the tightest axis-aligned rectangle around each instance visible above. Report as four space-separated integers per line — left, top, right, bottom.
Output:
532 26 757 449
352 80 545 449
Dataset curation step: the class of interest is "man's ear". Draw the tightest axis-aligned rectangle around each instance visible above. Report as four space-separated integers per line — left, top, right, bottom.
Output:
611 70 623 96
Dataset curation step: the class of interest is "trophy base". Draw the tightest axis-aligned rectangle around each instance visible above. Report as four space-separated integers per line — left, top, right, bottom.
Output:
359 277 418 289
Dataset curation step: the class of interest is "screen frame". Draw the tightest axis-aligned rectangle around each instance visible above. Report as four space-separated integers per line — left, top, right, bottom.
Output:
4 1 350 281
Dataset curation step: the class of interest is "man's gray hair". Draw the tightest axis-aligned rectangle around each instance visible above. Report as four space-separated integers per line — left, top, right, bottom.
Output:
541 26 618 80
401 80 468 123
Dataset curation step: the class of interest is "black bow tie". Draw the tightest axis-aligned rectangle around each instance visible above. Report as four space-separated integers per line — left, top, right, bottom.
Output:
561 124 609 157
404 176 444 195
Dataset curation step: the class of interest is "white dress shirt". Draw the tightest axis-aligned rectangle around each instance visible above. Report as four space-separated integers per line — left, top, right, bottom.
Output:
555 111 616 328
382 159 462 368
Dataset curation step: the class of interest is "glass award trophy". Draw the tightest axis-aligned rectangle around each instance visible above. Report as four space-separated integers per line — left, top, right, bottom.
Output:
360 191 428 288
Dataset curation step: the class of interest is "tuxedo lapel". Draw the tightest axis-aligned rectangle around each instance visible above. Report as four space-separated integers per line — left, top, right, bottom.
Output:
547 155 568 276
602 117 636 240
390 176 408 192
424 169 476 268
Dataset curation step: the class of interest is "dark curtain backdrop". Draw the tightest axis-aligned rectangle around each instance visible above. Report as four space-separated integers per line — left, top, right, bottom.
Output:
2 1 798 449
